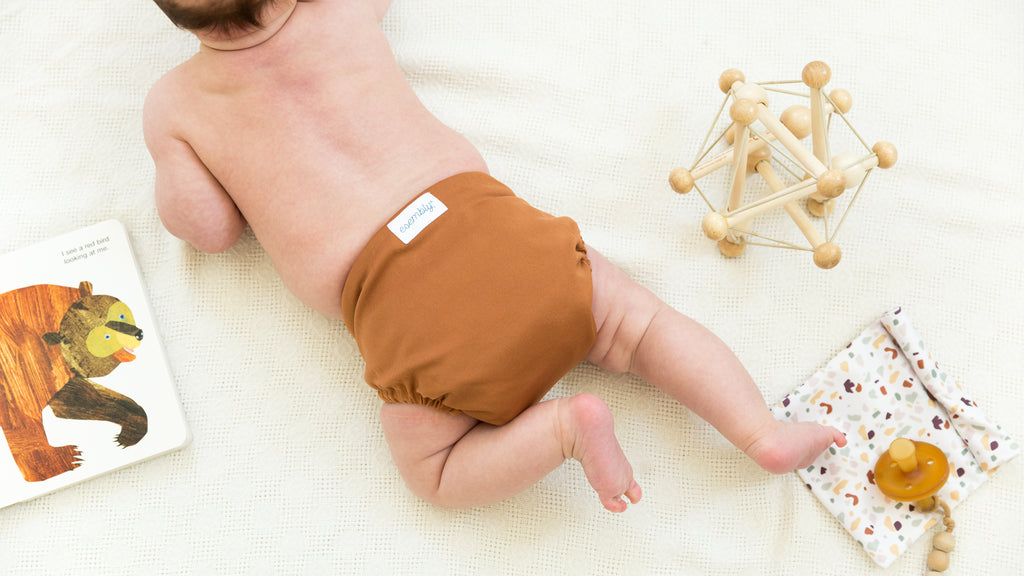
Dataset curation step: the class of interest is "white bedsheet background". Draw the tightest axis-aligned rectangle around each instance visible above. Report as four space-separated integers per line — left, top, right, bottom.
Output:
2 1 1021 574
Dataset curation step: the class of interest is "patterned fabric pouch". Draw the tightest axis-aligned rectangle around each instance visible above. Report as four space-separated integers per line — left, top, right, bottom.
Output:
772 307 1020 567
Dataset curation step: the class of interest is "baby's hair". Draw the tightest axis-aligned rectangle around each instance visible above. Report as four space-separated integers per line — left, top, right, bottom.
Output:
153 0 280 35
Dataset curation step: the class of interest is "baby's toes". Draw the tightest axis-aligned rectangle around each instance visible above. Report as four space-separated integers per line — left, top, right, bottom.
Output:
601 494 630 513
600 480 642 512
624 480 642 504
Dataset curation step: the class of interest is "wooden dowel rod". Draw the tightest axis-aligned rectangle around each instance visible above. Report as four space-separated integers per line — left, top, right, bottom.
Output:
728 125 750 212
691 136 773 179
725 177 817 230
756 161 823 248
756 103 827 177
809 86 829 164
801 61 833 168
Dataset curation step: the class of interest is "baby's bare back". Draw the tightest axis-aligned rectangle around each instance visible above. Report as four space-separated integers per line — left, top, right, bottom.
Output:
149 1 486 318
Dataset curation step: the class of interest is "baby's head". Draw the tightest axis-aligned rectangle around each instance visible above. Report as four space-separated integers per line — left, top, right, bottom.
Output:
153 0 295 48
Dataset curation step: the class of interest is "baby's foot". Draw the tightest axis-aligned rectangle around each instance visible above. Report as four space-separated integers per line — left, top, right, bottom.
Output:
558 394 642 512
745 420 847 474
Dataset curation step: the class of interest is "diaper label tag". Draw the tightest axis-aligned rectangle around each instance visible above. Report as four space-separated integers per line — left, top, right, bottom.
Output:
387 192 448 244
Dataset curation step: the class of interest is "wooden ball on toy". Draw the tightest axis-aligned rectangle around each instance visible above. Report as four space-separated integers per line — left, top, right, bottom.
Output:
780 105 812 139
832 152 866 189
813 242 841 269
829 88 852 113
933 531 956 553
718 237 745 257
873 141 898 169
816 169 846 199
729 99 759 125
725 121 754 144
802 61 831 89
926 550 950 572
807 198 835 217
702 212 729 241
746 146 772 173
733 82 768 106
669 167 694 194
719 68 745 94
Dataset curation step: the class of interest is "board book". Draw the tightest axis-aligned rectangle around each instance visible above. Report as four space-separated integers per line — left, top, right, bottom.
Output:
0 220 190 508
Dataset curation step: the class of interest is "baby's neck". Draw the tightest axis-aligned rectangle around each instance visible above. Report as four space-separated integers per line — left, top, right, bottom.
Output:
194 1 298 52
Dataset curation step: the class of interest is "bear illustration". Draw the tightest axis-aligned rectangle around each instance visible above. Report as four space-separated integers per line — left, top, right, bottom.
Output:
0 281 148 482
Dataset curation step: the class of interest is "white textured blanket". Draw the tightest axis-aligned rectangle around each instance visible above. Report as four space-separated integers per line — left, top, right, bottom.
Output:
2 1 1022 575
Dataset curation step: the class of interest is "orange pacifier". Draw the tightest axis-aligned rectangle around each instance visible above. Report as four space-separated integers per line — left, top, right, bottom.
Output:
874 438 949 510
874 438 957 573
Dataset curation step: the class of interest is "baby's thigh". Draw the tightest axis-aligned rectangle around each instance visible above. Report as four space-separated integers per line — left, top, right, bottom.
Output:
379 403 479 488
380 403 478 459
585 247 665 372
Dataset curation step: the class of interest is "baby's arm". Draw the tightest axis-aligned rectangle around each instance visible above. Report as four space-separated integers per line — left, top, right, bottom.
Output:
142 88 246 254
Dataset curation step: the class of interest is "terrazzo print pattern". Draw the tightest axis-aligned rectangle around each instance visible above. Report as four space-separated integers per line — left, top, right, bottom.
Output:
772 308 1020 567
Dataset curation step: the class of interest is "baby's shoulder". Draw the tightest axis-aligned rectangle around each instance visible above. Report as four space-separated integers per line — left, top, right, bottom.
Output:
145 61 189 106
142 63 196 140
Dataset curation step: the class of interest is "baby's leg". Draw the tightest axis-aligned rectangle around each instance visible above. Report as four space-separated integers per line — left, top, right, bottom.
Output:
380 395 641 512
584 248 846 473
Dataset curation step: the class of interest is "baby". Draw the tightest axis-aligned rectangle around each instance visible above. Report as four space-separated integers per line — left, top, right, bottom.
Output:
144 0 846 513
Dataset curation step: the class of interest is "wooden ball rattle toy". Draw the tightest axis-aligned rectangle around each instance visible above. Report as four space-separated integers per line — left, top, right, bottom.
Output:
669 61 897 268
874 438 958 575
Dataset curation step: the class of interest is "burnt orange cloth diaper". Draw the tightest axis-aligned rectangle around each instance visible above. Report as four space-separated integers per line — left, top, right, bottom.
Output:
341 172 597 425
